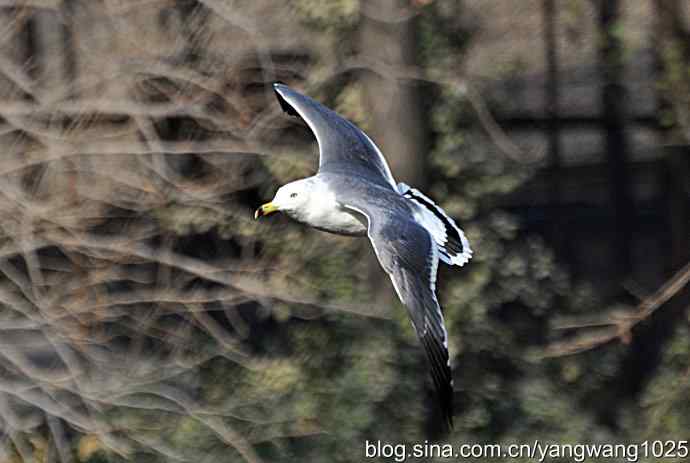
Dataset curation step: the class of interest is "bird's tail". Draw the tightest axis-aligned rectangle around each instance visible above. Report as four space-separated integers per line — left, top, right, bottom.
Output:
397 182 472 267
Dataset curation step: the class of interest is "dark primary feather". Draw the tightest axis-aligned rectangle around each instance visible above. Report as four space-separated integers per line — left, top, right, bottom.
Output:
273 83 397 190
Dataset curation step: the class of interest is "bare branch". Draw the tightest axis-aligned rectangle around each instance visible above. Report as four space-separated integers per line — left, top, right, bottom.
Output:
543 261 690 358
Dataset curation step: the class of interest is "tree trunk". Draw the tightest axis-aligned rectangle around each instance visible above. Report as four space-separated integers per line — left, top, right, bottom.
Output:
358 0 429 307
598 0 634 283
654 0 690 270
358 0 428 189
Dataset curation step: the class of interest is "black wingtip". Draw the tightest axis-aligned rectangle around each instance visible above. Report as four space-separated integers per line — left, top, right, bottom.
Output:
438 381 454 433
443 400 454 432
421 334 454 433
272 82 300 117
437 375 454 433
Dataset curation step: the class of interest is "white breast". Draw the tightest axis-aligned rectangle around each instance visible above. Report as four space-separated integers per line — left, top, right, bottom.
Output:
289 187 367 236
311 207 367 236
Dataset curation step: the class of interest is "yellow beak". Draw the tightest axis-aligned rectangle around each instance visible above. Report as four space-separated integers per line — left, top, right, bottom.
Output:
255 202 279 219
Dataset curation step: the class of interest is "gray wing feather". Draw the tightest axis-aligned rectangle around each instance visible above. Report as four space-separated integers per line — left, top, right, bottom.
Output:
273 83 397 190
347 204 454 429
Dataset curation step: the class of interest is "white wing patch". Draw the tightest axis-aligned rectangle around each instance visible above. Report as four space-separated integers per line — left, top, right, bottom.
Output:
397 183 473 267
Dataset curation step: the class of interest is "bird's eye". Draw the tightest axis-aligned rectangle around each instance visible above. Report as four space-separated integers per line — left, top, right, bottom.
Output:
290 193 298 198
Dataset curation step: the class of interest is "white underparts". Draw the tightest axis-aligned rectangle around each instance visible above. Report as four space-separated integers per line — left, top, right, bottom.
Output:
288 177 367 236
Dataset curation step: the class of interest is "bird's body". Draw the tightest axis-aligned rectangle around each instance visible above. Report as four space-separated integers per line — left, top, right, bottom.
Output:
276 175 369 236
256 83 472 429
283 173 414 236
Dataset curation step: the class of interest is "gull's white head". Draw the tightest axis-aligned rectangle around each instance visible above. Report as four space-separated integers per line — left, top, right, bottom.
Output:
254 178 314 220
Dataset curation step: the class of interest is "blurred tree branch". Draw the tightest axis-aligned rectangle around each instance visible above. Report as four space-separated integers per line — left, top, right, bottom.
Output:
543 260 690 358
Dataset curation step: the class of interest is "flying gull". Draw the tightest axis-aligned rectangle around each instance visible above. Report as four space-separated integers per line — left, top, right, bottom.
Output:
255 83 472 428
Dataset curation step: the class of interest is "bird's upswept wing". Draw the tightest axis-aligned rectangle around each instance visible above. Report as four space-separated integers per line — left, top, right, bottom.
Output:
273 83 397 190
345 204 454 429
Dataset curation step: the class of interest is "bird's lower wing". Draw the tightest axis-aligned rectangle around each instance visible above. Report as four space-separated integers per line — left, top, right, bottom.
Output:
346 204 454 429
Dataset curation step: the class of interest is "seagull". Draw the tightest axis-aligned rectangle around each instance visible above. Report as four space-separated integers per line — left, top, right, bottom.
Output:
255 83 472 429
